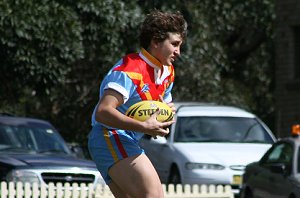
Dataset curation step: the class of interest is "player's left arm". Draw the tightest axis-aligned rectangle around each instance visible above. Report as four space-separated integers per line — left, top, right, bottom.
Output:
160 82 176 113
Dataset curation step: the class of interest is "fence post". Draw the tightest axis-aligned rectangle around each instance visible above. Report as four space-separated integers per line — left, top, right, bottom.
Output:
87 183 94 198
64 182 72 198
71 183 80 198
8 182 16 198
0 182 234 198
79 183 87 198
48 183 55 198
40 183 47 198
56 183 64 198
24 183 31 198
1 182 8 198
32 182 39 198
192 184 200 195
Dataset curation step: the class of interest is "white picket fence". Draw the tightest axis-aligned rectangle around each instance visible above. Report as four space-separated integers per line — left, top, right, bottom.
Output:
0 182 234 198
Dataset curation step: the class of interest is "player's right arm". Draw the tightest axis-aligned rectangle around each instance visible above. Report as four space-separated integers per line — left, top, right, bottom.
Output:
95 89 174 137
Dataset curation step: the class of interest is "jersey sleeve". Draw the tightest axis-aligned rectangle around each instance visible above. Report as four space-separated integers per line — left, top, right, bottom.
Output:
164 82 173 103
163 65 174 103
101 70 136 103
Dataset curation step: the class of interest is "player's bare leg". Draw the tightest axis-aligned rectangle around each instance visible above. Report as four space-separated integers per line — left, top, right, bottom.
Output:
108 154 164 198
108 181 131 198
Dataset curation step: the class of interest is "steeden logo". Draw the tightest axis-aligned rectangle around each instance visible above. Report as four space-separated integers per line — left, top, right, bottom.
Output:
141 84 150 93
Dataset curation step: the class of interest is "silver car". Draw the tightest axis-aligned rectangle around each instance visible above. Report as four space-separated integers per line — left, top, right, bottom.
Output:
139 103 276 195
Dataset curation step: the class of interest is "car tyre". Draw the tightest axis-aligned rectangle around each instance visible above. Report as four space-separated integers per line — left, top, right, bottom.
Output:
168 165 181 185
243 188 253 198
288 194 296 198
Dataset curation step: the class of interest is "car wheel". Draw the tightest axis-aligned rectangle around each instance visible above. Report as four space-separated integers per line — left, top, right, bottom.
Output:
243 188 253 198
289 194 296 198
168 165 181 184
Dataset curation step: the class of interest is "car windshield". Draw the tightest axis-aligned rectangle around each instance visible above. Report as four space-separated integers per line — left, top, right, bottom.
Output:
174 116 274 143
0 123 70 154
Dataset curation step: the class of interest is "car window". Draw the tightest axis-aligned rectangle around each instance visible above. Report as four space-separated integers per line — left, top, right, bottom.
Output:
0 126 22 147
0 124 69 154
297 146 300 173
174 116 273 143
261 143 293 166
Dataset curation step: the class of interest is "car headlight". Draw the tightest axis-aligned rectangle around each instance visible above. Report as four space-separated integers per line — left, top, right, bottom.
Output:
6 170 41 184
185 162 225 170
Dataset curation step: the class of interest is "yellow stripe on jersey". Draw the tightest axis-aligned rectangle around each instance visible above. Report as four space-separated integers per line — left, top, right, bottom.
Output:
141 48 163 69
125 72 142 81
124 71 153 100
103 128 118 162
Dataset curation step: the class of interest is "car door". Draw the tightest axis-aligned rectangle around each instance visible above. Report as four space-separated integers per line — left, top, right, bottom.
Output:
139 135 172 182
254 142 293 198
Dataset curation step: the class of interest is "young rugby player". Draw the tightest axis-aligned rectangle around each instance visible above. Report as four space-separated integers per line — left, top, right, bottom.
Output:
88 10 187 198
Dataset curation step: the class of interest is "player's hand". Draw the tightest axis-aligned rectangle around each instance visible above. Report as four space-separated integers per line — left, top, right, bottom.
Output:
144 107 174 138
159 95 176 115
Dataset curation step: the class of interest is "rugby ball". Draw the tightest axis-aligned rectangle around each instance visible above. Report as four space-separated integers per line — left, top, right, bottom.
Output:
125 101 174 122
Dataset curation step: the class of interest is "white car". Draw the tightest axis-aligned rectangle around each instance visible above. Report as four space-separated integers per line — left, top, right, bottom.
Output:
139 103 276 195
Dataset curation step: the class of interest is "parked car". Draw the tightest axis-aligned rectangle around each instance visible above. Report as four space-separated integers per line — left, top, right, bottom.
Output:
0 114 105 187
139 102 276 195
240 124 300 198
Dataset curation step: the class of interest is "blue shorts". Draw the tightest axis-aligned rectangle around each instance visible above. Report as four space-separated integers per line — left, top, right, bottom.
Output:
88 125 144 184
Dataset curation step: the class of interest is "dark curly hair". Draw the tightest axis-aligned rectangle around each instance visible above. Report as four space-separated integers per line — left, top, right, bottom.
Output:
139 10 187 49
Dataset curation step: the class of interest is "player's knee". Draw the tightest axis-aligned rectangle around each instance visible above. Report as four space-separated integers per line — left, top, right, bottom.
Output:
149 188 164 198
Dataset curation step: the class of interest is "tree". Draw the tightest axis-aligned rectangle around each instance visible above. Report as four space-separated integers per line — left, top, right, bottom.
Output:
0 0 83 111
0 0 143 145
0 0 276 147
50 0 143 143
142 0 275 128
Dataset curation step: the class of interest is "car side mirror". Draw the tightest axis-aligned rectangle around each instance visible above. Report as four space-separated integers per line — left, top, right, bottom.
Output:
67 143 86 159
270 163 286 174
151 136 167 144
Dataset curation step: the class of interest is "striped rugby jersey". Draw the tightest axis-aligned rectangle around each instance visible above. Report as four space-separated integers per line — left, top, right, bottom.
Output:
91 48 174 139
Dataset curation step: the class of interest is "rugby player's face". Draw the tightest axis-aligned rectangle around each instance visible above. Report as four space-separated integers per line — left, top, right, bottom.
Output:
153 33 183 66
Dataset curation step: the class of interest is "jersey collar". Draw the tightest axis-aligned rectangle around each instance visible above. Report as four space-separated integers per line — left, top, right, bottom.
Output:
139 48 171 85
139 48 163 69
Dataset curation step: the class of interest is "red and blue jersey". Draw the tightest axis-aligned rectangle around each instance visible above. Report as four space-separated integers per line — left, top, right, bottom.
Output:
91 48 174 140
